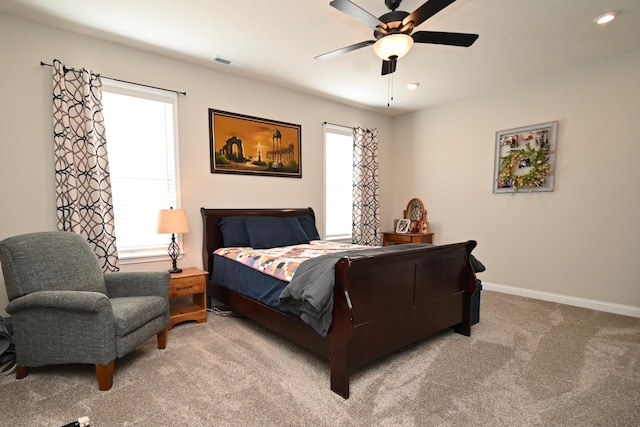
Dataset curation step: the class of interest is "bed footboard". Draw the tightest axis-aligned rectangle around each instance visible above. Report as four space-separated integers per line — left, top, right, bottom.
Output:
328 240 477 398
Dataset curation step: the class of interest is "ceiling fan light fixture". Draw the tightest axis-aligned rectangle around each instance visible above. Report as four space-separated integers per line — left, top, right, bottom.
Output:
593 11 618 25
373 34 414 60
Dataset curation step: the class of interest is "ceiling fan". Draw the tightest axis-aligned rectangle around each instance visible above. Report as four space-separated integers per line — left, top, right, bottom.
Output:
315 0 479 75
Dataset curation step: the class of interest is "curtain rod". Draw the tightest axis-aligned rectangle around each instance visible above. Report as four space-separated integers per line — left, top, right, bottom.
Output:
323 122 373 134
40 61 186 96
323 121 353 130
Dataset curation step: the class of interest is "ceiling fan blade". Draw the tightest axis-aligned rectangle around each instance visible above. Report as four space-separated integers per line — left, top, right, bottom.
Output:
315 40 376 61
330 0 387 31
402 0 457 28
412 31 478 47
381 58 397 75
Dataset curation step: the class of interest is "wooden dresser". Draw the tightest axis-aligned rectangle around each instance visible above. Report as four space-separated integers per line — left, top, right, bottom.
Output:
382 231 434 246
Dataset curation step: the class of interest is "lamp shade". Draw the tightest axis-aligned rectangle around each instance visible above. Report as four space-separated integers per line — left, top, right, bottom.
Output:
373 34 414 60
157 208 190 234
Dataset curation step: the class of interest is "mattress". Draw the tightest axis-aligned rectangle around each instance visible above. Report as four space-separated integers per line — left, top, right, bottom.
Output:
212 253 289 310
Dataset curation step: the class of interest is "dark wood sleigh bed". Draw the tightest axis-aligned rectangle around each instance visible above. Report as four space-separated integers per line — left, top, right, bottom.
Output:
201 207 477 399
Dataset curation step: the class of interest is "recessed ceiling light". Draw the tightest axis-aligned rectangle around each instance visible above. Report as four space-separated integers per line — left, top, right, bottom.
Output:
407 82 420 90
593 11 618 25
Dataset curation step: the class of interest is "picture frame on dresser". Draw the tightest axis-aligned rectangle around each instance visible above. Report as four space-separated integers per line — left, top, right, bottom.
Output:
395 219 411 233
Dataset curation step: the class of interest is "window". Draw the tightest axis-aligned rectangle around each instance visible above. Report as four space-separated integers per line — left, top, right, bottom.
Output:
102 80 181 262
324 124 353 241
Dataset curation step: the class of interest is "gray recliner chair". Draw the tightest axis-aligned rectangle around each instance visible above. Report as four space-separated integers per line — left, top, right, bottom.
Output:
0 231 170 390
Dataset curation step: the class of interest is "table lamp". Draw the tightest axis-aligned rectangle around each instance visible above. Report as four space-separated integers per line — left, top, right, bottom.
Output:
157 207 190 273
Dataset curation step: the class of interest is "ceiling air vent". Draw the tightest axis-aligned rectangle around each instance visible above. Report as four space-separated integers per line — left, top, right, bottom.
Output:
210 56 245 68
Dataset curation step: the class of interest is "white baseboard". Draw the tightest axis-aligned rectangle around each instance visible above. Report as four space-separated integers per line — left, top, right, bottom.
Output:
481 282 640 318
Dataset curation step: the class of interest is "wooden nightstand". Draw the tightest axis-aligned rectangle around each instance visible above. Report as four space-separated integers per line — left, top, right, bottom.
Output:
168 267 208 330
382 231 434 246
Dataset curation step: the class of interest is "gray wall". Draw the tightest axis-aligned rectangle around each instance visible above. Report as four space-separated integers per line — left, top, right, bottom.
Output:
391 49 640 313
0 13 393 315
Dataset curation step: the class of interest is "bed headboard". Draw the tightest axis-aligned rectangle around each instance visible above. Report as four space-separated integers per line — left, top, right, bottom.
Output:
200 207 316 276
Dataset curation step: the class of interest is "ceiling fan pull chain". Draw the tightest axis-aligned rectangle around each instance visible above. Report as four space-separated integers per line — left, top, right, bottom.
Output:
391 73 394 102
387 73 395 107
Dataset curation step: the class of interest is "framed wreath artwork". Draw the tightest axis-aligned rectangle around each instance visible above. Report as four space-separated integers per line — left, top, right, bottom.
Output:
493 121 557 193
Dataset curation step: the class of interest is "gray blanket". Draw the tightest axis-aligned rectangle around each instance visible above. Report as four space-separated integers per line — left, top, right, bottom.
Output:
278 243 431 336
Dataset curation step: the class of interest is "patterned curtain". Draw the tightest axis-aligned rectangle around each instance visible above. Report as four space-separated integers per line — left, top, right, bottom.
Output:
352 127 380 246
52 59 119 272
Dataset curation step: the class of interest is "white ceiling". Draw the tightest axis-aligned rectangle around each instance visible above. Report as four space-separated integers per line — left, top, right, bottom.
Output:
2 0 639 116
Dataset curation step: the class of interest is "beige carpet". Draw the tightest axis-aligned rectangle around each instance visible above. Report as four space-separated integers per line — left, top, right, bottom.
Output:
1 291 639 426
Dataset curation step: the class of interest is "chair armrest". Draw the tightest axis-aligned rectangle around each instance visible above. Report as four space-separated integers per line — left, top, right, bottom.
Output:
104 271 170 298
6 290 110 315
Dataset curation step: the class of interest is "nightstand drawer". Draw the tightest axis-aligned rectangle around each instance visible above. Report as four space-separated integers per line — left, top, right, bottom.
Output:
169 275 205 297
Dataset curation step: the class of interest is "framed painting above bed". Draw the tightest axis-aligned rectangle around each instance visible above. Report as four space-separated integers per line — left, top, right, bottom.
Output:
209 109 302 178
